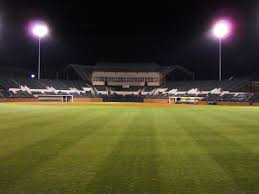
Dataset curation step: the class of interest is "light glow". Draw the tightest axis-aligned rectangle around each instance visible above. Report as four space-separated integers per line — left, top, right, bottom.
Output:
212 19 232 39
31 23 49 38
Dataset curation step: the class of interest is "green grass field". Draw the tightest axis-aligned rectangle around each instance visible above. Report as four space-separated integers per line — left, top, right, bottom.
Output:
0 103 259 194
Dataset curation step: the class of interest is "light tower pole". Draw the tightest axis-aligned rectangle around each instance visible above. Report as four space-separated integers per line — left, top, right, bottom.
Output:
31 22 49 80
212 19 232 81
38 38 41 80
219 38 222 81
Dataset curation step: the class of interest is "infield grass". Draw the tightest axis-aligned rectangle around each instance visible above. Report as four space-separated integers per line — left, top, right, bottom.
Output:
0 103 259 194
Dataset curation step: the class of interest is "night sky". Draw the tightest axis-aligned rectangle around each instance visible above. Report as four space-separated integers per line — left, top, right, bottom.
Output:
0 0 258 80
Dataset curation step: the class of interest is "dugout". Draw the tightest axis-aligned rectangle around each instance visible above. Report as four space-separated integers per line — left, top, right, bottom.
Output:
169 96 202 104
37 95 73 102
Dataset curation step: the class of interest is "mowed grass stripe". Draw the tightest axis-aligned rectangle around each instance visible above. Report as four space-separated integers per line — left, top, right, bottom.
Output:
153 108 241 194
183 109 259 193
0 103 103 126
0 107 104 157
0 107 117 193
0 103 39 116
0 108 87 142
86 108 162 194
204 109 259 154
11 107 138 194
0 104 259 194
206 106 259 121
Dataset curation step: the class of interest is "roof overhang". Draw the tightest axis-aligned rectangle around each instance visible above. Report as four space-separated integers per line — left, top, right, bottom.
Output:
66 64 193 83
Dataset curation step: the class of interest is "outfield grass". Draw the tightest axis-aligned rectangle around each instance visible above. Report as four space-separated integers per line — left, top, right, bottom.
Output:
0 103 259 194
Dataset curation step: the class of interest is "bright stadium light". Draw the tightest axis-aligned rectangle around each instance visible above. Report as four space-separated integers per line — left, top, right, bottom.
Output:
30 21 49 80
212 20 231 39
31 74 35 79
32 24 49 38
212 19 232 81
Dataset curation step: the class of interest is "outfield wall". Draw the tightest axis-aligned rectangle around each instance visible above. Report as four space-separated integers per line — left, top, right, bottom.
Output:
197 101 209 105
73 98 103 102
0 98 37 102
215 102 252 106
144 99 259 106
144 98 169 104
0 97 259 106
0 97 103 103
207 101 259 106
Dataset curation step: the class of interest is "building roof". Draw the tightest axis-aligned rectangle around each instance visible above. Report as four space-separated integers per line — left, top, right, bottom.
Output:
95 62 160 67
67 63 193 83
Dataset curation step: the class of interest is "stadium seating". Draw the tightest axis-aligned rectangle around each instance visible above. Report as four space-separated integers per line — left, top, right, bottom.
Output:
15 78 46 89
61 80 90 90
0 90 4 98
10 91 33 98
110 86 142 92
203 94 221 101
0 77 258 103
164 80 248 92
0 79 20 89
95 86 107 91
230 93 253 102
250 93 259 102
39 79 70 90
142 86 157 92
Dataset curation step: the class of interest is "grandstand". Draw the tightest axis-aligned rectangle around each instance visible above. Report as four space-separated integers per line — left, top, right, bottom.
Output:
0 62 259 105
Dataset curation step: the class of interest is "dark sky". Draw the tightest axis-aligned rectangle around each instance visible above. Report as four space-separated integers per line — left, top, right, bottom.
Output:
0 0 258 79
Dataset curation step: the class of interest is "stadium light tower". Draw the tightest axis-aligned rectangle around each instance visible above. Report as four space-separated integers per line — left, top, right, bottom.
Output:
212 19 232 81
31 22 49 80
